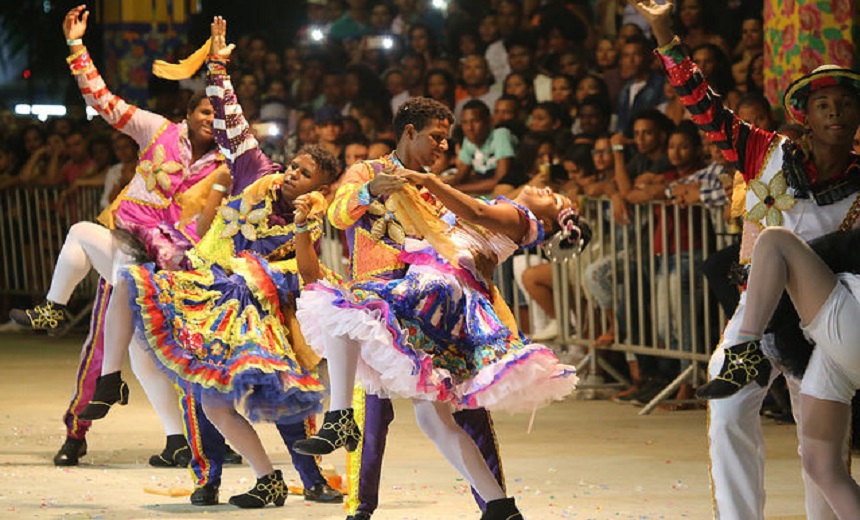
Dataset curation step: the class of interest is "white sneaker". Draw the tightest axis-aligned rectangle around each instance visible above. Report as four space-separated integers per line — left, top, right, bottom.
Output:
530 319 559 341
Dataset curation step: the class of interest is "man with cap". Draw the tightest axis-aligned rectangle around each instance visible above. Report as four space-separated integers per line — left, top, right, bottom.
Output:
630 1 860 518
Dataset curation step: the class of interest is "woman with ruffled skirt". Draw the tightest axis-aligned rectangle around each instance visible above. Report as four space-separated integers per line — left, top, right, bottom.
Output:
295 172 582 519
126 145 340 508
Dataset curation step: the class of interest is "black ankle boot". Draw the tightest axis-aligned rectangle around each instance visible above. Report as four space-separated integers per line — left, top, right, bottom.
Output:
10 300 71 336
53 437 87 466
78 371 129 420
190 483 219 506
481 497 523 519
293 409 361 456
149 434 191 467
695 340 771 400
303 481 343 503
228 469 288 508
223 444 243 464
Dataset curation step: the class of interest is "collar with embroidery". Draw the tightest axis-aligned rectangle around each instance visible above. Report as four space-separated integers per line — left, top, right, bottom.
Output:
782 141 860 205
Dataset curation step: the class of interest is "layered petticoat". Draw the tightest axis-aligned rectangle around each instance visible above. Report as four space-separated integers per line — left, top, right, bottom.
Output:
126 250 325 423
297 252 577 414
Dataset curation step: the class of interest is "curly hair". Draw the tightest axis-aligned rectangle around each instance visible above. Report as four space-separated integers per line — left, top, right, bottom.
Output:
393 97 454 141
298 144 342 183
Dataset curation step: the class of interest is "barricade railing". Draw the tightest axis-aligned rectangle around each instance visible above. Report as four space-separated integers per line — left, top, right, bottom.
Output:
540 196 738 414
316 195 737 414
1 186 104 328
2 185 738 415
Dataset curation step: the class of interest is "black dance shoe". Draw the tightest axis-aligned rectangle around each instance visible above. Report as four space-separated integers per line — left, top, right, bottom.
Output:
10 300 71 336
53 437 87 466
223 444 243 464
695 340 771 400
228 469 288 508
303 482 343 503
481 497 523 519
190 483 219 506
78 371 129 420
149 434 191 467
346 512 373 520
293 409 361 456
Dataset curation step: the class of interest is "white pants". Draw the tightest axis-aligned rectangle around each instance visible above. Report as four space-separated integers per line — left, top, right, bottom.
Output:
707 294 844 520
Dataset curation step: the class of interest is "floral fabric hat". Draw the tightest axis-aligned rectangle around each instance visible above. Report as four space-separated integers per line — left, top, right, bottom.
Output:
783 64 860 125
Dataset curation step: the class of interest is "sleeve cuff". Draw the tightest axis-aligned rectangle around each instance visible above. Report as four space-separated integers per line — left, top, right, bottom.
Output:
357 182 373 206
206 59 229 74
655 35 687 68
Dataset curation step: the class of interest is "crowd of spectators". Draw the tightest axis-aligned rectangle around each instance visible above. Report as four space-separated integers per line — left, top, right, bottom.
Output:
3 0 860 407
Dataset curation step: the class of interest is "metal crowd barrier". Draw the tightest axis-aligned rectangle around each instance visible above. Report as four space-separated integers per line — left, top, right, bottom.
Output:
535 197 737 414
1 185 737 415
1 186 103 308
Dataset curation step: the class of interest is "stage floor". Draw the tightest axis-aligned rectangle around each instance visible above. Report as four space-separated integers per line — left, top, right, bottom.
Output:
0 334 850 519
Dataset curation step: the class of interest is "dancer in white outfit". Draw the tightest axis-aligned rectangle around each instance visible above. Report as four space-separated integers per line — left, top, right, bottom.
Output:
631 1 860 518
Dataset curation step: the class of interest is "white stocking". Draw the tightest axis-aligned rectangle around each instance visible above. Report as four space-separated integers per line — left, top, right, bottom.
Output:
413 400 505 503
799 395 860 519
740 227 837 336
45 221 136 376
128 337 183 436
100 275 134 375
47 222 126 303
201 393 273 478
325 334 360 411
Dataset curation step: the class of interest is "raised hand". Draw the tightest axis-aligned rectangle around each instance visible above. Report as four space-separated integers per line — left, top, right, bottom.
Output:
293 193 315 225
209 16 235 59
627 0 675 46
63 5 89 43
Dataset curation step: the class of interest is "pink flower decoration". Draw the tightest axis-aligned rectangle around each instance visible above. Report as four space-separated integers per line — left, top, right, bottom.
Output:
800 48 823 74
798 5 822 31
833 0 853 21
828 39 853 67
781 25 796 51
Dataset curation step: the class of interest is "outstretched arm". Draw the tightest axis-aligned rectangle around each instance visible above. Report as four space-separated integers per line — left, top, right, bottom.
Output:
64 5 166 147
400 170 525 242
205 16 272 193
629 0 777 182
205 17 255 164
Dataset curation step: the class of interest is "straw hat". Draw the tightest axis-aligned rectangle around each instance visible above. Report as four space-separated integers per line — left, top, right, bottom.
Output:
783 64 860 125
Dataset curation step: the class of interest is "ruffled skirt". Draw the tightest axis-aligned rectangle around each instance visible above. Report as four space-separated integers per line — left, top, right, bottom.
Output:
297 265 577 414
125 251 325 423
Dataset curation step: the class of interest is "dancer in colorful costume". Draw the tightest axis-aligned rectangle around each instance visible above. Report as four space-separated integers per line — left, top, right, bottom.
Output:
294 100 578 520
149 17 343 506
10 5 224 467
125 141 341 508
631 1 860 518
288 97 507 520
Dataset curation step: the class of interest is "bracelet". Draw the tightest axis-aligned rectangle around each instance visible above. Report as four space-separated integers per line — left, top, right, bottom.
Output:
212 183 228 193
611 144 624 152
295 220 309 233
207 56 229 73
66 38 83 46
66 48 87 64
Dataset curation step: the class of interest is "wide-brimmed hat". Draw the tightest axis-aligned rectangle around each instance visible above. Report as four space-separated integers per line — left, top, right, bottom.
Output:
783 64 860 125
